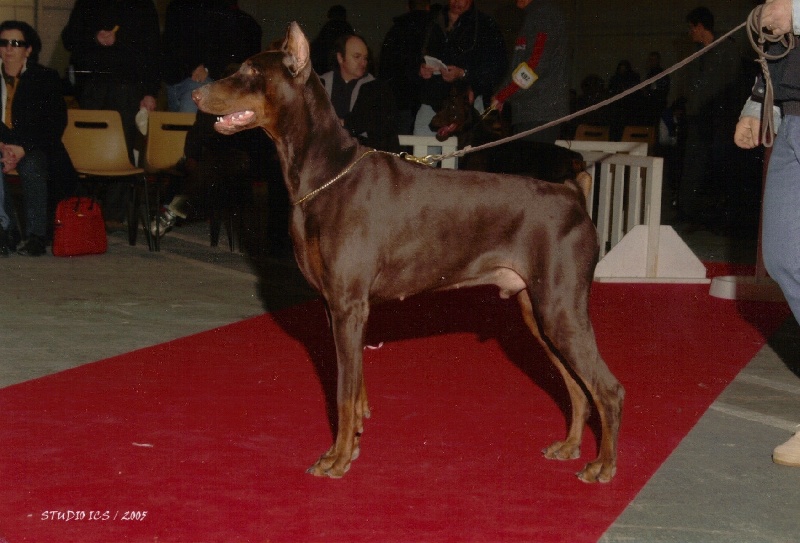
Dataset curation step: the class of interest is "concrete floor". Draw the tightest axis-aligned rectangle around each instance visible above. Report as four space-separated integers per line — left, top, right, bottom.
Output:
1 220 799 542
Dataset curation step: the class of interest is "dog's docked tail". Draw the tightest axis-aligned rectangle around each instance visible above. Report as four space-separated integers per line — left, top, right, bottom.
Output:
567 170 593 208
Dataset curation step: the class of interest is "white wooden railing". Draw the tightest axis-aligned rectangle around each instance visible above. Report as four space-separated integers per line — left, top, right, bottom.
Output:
555 140 648 217
595 153 663 259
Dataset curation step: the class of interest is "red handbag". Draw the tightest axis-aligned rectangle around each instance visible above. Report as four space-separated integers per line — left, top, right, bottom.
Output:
52 197 108 257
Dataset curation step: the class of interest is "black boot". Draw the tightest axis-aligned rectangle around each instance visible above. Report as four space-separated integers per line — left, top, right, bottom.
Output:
0 228 9 257
8 228 20 253
17 234 46 256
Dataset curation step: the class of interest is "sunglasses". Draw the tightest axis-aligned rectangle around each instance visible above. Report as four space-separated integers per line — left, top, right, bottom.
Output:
0 39 28 48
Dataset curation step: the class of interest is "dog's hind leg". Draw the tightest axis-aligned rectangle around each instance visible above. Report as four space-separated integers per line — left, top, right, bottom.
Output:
523 283 624 483
518 291 591 461
307 298 370 478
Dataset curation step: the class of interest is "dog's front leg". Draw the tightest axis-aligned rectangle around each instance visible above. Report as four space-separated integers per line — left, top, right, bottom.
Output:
308 299 370 478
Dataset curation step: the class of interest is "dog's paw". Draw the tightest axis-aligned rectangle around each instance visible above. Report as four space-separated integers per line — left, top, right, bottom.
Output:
576 460 616 483
306 446 356 478
307 466 350 479
542 440 581 461
307 458 351 478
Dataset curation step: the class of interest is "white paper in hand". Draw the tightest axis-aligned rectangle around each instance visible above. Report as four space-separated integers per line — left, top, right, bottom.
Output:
424 55 448 75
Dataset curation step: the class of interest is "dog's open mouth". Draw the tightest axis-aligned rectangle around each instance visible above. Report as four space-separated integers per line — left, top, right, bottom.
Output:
214 110 255 132
435 122 458 142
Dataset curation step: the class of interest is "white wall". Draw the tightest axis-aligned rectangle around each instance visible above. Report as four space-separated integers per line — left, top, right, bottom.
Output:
38 0 73 69
0 0 34 23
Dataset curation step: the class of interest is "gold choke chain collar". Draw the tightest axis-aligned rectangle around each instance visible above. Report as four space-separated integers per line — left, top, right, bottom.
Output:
292 148 440 206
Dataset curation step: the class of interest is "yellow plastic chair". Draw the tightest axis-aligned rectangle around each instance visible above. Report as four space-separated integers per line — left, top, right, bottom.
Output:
574 124 610 141
62 109 155 250
621 125 656 152
143 111 195 173
143 111 196 248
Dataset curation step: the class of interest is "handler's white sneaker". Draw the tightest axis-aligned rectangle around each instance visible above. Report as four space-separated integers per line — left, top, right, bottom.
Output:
773 427 800 467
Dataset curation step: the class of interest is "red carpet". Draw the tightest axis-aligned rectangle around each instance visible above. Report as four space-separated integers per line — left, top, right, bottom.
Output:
0 269 790 542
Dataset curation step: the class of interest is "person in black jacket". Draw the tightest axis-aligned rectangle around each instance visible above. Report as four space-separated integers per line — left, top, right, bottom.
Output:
62 0 160 227
414 0 507 136
0 20 77 256
61 0 160 153
678 6 742 229
379 0 432 134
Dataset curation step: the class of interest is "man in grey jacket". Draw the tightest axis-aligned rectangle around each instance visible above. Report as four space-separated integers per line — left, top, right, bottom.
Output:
492 0 570 143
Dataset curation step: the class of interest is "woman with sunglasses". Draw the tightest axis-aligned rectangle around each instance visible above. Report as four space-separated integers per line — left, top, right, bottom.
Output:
0 20 77 256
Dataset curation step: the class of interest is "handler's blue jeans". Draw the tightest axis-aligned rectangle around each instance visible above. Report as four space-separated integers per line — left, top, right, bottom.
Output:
1 149 49 239
762 114 800 321
167 77 212 113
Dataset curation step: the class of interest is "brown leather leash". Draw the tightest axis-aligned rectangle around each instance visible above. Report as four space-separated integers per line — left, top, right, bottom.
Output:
746 4 795 147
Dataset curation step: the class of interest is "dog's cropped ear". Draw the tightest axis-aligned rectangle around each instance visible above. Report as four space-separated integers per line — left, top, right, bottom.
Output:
282 22 311 79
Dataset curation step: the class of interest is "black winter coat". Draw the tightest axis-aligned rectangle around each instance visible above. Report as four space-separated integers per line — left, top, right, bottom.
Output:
161 0 262 84
379 9 432 111
61 0 161 97
420 4 507 110
0 62 77 199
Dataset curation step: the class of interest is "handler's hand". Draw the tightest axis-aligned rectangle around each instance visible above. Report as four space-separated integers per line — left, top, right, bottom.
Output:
762 0 793 35
419 63 435 80
734 116 762 149
0 143 24 173
490 96 504 113
140 95 157 112
96 29 116 46
441 65 465 83
191 64 208 83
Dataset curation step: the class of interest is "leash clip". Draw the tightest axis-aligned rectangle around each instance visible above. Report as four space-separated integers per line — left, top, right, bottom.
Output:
400 152 438 167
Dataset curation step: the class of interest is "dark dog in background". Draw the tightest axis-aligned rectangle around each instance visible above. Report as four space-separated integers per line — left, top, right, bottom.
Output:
430 81 592 201
193 22 623 483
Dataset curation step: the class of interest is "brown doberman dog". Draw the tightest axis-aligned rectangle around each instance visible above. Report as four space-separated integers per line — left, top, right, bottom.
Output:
193 22 624 483
430 81 593 201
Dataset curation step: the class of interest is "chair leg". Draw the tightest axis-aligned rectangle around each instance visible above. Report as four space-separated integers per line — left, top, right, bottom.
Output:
209 209 221 247
127 181 138 246
225 210 235 252
153 178 161 252
139 174 156 251
235 210 244 253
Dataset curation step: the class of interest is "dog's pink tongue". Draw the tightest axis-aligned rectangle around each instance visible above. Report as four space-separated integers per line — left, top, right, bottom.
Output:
436 123 456 139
